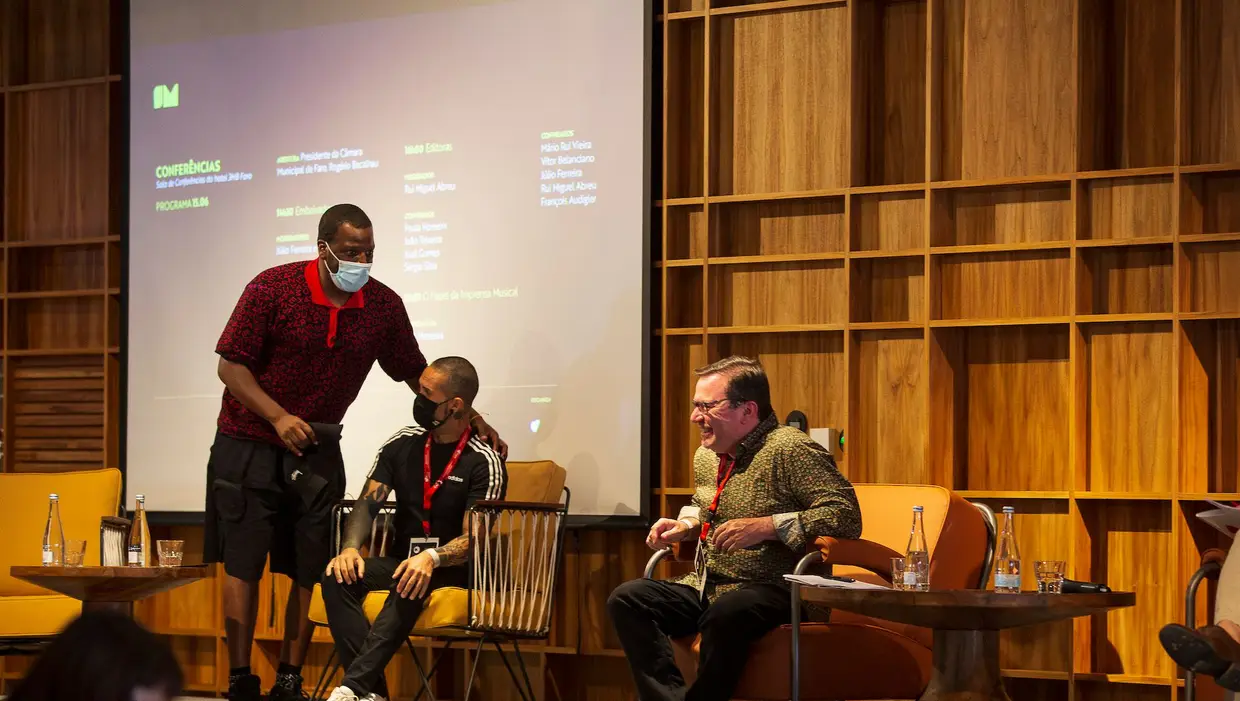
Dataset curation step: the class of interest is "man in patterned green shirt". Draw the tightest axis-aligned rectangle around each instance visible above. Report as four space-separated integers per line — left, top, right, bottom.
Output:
608 356 862 701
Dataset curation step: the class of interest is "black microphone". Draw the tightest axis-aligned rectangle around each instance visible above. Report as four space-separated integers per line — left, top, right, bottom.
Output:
785 410 808 433
1061 579 1111 594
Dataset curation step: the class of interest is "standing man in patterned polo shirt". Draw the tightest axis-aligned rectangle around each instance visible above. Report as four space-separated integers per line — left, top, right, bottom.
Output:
206 203 506 701
608 356 862 701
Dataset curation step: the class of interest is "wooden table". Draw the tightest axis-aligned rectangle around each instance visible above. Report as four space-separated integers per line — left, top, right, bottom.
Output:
10 565 208 616
798 587 1136 701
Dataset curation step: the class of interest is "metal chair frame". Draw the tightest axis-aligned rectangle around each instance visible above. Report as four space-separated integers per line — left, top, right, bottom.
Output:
421 487 571 701
310 489 571 701
1184 556 1225 701
642 500 997 701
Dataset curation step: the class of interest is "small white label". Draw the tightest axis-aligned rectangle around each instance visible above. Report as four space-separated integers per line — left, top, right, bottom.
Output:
42 549 53 565
128 550 140 565
995 573 1020 589
903 571 918 586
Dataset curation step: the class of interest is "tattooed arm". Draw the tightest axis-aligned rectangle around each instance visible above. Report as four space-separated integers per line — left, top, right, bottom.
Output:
342 478 392 551
429 442 507 569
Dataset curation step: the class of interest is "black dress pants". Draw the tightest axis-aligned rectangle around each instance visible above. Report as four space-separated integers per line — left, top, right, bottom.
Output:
321 556 445 699
607 578 793 701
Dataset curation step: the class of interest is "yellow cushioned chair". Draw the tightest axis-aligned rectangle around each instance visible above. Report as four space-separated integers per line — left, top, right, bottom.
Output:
0 468 123 649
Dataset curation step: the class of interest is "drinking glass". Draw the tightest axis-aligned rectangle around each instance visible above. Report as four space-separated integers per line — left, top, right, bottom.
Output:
157 539 184 568
891 557 907 591
1035 560 1065 594
64 540 87 567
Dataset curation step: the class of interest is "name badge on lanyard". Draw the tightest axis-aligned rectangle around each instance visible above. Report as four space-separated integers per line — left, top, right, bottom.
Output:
420 427 472 545
694 454 736 599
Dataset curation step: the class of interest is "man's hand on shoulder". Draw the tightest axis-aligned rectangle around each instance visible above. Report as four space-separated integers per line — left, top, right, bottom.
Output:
272 413 316 456
712 516 776 553
471 414 508 458
646 518 696 550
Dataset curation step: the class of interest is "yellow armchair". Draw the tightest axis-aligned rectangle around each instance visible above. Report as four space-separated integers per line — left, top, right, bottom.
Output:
0 468 123 645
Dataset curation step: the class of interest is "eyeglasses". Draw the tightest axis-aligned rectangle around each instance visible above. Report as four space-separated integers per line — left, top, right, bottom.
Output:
691 398 736 414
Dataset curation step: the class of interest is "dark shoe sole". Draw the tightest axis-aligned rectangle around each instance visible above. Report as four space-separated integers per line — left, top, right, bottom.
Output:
1158 622 1240 692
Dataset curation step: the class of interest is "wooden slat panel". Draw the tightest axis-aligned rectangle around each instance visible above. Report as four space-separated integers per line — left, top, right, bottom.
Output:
7 356 105 472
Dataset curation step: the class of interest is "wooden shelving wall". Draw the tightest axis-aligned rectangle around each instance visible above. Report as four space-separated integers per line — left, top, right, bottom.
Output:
3 0 1239 700
656 1 1240 700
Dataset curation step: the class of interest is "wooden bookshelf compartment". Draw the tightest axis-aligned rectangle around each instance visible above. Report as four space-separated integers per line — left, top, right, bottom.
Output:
929 326 1071 492
848 329 927 485
105 240 121 289
1007 680 1070 701
930 0 1075 181
667 204 706 261
1077 0 1176 171
5 85 110 243
662 335 708 489
105 293 119 349
707 260 846 328
1179 321 1240 494
1082 323 1175 494
713 330 846 442
665 265 704 329
930 184 1073 248
710 196 846 257
1182 241 1240 316
850 191 925 253
971 497 1073 673
667 0 706 12
1077 245 1173 316
7 296 104 351
1075 501 1173 678
1077 681 1169 701
665 17 705 199
7 243 105 293
6 355 105 473
931 251 1071 322
2 0 116 86
709 4 849 196
850 256 925 324
1183 0 1240 166
851 0 927 187
1078 176 1175 241
1181 172 1240 237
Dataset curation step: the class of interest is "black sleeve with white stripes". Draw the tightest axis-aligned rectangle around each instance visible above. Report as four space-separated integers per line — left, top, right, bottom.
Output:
466 437 508 507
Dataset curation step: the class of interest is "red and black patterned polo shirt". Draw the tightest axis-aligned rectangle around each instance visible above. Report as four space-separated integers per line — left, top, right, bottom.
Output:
215 259 427 445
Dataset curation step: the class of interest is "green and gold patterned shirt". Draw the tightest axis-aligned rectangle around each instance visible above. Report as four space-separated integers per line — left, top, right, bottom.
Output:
672 414 862 602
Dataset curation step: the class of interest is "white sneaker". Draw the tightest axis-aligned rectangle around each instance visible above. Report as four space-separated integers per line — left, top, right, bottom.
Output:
326 686 359 701
363 695 387 701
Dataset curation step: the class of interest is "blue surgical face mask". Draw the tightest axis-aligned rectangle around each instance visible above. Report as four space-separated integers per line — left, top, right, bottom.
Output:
323 243 371 293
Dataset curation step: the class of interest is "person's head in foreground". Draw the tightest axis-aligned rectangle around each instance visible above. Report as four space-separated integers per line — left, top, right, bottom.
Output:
413 356 480 434
691 355 773 455
317 203 375 293
8 610 183 701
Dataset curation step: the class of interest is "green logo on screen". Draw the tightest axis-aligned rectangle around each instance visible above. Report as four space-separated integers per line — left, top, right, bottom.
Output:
153 83 179 110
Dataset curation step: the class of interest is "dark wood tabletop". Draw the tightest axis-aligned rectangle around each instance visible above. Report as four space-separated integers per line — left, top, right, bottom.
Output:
799 587 1136 630
10 565 209 603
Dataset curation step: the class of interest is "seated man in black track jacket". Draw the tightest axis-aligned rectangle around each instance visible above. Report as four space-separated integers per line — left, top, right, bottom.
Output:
320 356 507 701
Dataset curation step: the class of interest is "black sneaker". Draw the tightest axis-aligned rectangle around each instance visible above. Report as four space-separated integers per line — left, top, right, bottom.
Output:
269 672 310 701
227 672 262 701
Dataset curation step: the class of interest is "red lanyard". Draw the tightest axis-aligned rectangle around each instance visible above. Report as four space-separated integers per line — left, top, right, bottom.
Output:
699 455 736 542
422 427 472 535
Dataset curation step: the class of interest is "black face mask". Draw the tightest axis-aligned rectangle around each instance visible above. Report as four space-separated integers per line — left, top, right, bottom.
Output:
413 394 450 429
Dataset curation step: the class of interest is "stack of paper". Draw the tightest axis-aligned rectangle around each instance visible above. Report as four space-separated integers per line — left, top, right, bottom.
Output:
1196 500 1240 539
783 574 891 590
